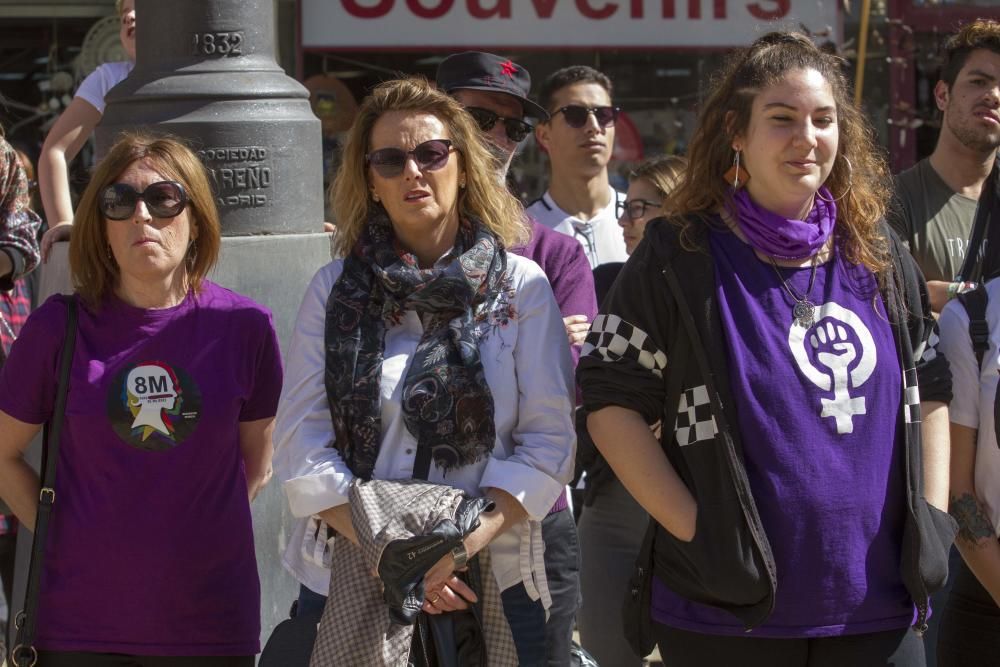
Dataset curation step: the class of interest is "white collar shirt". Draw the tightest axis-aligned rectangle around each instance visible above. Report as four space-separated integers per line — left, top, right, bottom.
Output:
525 186 628 269
273 253 576 597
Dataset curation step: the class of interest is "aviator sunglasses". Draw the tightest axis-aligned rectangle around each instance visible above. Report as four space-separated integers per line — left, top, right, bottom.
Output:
617 198 662 221
465 107 534 143
99 181 188 221
367 139 455 178
552 105 620 129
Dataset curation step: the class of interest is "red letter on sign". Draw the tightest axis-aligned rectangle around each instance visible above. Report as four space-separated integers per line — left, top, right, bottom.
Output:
342 0 394 17
531 0 559 18
747 0 788 20
714 0 726 18
577 0 617 18
406 0 455 18
630 0 643 17
468 0 511 17
661 0 675 17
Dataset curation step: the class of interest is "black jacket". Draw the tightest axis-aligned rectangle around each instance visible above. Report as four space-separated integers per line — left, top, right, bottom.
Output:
577 216 958 632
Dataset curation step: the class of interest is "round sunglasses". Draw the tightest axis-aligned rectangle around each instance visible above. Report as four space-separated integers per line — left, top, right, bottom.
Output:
552 105 620 129
366 139 455 179
99 181 188 221
465 107 534 143
617 198 662 221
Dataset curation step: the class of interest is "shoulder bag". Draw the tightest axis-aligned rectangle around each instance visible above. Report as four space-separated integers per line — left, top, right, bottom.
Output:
7 296 77 667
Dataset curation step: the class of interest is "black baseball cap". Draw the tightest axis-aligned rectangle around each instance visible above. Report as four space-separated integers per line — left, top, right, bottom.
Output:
436 51 549 121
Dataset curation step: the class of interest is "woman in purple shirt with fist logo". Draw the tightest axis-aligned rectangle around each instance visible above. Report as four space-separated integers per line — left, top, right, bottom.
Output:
579 32 956 666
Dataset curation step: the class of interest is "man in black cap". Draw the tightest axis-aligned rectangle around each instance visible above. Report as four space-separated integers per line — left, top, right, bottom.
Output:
437 51 548 177
438 52 592 667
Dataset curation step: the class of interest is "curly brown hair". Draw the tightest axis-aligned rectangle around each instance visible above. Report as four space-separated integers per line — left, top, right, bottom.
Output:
668 32 892 275
940 19 1000 89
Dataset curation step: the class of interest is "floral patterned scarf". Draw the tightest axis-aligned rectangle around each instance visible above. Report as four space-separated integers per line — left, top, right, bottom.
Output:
324 210 507 480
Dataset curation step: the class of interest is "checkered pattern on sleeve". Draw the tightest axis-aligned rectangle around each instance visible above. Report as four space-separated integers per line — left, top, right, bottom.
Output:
916 327 939 363
581 314 668 377
0 280 32 355
903 367 921 424
0 141 41 281
674 385 718 446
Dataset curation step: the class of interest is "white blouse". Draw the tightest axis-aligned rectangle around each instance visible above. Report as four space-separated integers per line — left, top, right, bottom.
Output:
274 253 576 598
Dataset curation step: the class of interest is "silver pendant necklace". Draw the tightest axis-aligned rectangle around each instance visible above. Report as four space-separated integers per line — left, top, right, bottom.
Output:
767 254 819 328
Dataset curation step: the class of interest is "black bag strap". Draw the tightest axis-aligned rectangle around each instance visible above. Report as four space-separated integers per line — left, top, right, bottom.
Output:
956 159 1000 284
11 296 78 667
955 284 1000 451
958 284 990 371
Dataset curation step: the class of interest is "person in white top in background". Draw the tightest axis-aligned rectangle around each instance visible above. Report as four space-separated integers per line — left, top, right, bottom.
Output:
38 0 135 261
526 66 628 269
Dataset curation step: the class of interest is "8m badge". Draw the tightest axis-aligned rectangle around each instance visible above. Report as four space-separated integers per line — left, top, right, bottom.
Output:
106 361 202 452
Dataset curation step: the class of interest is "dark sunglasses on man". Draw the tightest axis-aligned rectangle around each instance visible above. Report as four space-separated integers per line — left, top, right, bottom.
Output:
551 105 620 129
464 107 534 143
366 139 455 179
99 181 188 221
616 198 662 221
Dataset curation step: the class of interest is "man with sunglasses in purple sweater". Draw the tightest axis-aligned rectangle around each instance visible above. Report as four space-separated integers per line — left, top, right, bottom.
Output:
527 66 628 271
438 52 595 667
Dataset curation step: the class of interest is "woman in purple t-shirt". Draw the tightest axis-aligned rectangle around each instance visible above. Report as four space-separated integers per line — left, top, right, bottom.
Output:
0 134 282 666
580 33 956 667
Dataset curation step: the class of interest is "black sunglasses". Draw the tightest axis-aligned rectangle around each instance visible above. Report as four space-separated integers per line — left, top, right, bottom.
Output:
465 107 534 143
616 198 662 221
99 181 188 221
552 105 620 129
367 139 455 179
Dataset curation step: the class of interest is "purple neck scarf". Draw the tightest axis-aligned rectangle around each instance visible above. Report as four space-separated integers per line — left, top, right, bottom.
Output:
730 187 836 260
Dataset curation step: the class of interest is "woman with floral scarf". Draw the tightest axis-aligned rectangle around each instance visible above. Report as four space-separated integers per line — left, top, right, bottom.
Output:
274 77 575 666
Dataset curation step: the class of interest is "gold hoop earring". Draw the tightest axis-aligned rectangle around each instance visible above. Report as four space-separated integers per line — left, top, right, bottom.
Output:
724 150 750 189
816 156 853 203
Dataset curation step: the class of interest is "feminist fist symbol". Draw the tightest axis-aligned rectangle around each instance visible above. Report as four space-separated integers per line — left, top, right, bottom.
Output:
811 321 866 434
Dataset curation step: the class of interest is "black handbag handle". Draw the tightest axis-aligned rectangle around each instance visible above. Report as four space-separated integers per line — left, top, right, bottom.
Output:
10 296 78 667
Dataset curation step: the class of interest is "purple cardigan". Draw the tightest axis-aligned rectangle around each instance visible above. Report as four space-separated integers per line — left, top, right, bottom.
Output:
512 220 598 366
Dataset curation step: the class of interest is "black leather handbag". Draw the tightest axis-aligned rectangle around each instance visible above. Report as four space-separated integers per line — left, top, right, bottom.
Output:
259 602 322 667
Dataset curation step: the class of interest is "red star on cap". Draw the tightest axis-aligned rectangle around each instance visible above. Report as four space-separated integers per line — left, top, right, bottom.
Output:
499 60 517 78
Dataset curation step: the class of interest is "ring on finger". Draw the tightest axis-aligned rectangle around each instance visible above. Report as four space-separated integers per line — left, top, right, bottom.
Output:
428 593 441 605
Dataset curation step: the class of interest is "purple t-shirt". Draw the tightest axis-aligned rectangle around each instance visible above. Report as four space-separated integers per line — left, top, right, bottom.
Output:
513 219 598 365
652 228 912 638
0 282 282 655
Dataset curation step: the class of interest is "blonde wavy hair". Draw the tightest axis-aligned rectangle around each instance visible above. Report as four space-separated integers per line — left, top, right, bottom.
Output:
630 155 688 211
331 76 527 256
668 32 891 275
